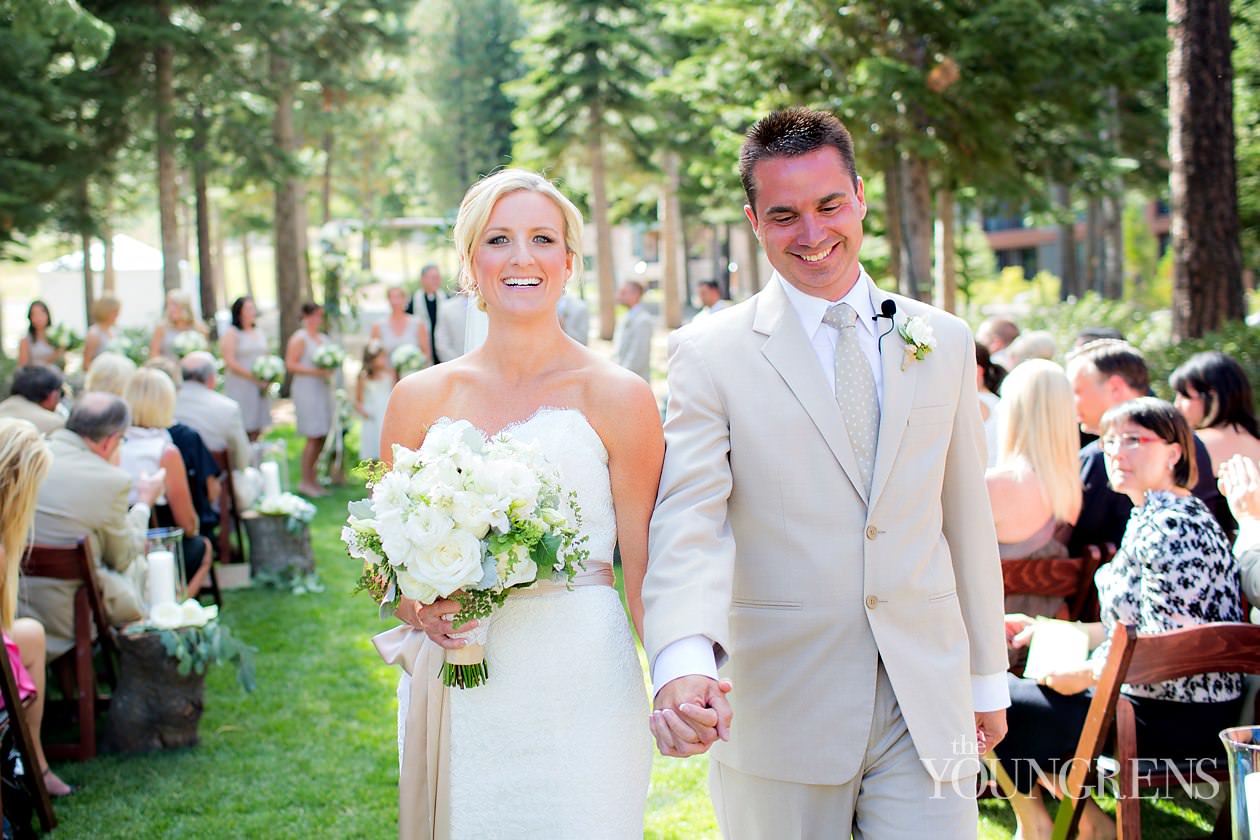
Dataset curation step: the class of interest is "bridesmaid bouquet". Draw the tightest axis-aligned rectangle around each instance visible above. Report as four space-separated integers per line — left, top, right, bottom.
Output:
389 343 427 375
342 419 588 688
46 323 83 351
252 354 286 394
173 330 209 357
312 344 346 370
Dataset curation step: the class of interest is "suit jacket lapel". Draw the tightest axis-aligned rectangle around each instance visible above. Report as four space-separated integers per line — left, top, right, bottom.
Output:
754 278 867 498
870 287 916 506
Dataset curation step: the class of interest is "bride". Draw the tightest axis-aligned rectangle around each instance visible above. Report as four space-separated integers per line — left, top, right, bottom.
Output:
373 169 661 839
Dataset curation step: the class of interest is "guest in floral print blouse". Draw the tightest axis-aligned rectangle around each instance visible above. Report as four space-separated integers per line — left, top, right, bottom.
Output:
995 397 1243 840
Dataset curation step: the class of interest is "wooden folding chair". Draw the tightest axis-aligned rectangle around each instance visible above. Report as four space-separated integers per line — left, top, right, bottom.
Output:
1002 545 1109 622
20 540 117 762
0 637 56 832
1051 622 1260 839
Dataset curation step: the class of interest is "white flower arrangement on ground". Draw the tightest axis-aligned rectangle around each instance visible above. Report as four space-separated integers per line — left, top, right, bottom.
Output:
342 419 589 688
312 343 346 370
389 343 427 375
172 330 209 358
148 598 219 630
46 322 83 351
897 315 937 369
258 491 317 533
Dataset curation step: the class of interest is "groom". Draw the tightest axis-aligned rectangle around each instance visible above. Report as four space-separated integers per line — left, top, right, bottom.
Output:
643 108 1009 838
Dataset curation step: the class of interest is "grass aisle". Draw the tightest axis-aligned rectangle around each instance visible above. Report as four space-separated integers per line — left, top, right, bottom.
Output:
46 429 1221 838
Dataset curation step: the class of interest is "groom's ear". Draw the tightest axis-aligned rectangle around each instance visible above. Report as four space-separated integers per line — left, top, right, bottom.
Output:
744 204 760 238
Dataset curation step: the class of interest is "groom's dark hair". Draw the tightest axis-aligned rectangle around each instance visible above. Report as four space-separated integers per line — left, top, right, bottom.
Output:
739 108 858 215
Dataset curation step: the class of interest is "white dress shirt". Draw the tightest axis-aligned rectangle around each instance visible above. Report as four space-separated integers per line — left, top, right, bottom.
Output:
653 267 1010 713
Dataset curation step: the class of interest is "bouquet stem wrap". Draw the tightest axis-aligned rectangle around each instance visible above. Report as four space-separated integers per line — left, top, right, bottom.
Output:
442 621 490 688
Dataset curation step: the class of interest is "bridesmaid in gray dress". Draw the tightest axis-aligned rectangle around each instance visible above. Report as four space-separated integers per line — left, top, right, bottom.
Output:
18 300 64 368
285 302 334 496
221 296 272 439
149 289 208 360
82 295 121 371
370 286 430 365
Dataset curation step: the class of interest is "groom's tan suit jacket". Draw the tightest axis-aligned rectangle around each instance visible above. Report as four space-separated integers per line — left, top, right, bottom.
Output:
644 277 1006 785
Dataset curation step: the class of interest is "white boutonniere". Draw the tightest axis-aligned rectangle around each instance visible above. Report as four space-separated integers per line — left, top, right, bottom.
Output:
897 315 937 370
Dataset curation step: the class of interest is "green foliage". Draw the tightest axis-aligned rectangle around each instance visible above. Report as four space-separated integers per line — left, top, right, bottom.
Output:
1019 291 1171 361
1236 1 1260 274
153 620 257 692
1145 319 1260 408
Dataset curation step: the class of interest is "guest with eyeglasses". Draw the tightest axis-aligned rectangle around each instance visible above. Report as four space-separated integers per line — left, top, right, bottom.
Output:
1064 339 1225 557
997 397 1243 840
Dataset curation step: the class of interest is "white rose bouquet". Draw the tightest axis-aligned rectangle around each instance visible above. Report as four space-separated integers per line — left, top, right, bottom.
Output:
342 419 588 688
312 343 346 370
389 343 427 375
172 330 209 358
46 322 83 351
252 354 286 395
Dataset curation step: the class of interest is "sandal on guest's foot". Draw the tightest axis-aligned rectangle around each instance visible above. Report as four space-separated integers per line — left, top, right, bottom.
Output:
42 767 74 797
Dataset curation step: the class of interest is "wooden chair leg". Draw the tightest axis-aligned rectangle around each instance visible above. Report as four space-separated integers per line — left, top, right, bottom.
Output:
1114 699 1140 840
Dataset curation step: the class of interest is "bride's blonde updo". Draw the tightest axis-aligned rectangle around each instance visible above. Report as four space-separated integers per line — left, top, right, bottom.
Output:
452 169 584 308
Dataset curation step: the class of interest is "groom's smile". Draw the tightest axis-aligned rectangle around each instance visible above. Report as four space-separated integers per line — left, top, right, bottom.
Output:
744 145 867 302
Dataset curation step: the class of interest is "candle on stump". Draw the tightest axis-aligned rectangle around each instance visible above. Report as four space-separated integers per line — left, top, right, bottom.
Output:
261 461 282 501
147 550 177 609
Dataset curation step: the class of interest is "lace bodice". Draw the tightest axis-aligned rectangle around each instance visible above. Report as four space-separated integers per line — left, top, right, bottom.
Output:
442 407 616 563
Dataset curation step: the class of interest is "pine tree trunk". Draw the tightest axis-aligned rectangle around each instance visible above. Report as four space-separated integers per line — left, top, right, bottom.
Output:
660 151 684 328
194 110 216 330
884 160 904 290
589 119 616 341
296 181 313 302
899 154 932 301
1102 190 1125 300
1054 183 1078 300
933 189 956 314
102 184 116 294
155 3 181 295
241 235 255 300
1169 0 1244 339
744 227 762 294
79 180 95 321
321 86 334 226
271 47 304 348
1085 198 1103 293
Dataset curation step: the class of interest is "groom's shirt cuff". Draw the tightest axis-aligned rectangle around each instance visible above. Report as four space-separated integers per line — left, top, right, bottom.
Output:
972 671 1011 712
651 635 719 698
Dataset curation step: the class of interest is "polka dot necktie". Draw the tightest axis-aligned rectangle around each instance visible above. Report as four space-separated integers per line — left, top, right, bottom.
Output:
822 302 880 495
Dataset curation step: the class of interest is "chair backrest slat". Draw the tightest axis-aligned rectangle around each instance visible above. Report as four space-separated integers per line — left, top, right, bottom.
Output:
1124 623 1260 685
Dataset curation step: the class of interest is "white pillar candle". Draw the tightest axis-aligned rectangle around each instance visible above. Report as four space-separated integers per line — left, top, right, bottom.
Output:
261 461 282 502
1246 771 1260 839
147 550 177 609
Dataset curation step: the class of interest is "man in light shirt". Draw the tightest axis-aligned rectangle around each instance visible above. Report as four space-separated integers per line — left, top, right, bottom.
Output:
643 107 1007 838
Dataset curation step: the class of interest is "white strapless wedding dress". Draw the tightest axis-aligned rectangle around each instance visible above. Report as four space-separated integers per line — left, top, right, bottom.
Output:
389 408 652 839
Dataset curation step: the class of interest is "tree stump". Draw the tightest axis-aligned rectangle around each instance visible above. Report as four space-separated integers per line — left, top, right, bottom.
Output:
101 632 204 753
242 511 313 576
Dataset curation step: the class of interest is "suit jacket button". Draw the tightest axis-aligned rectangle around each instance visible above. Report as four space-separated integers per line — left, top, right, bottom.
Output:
865 525 879 540
866 595 878 610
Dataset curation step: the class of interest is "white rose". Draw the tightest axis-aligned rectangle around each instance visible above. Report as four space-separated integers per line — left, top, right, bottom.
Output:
496 543 539 589
371 471 414 516
449 490 500 539
149 602 184 629
402 505 455 553
474 458 541 514
393 566 441 604
413 529 485 597
905 316 937 349
410 459 461 503
376 509 419 569
179 599 216 627
390 444 422 474
419 419 484 463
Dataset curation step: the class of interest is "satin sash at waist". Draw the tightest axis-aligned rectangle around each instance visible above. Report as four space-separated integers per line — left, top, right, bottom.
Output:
510 561 614 596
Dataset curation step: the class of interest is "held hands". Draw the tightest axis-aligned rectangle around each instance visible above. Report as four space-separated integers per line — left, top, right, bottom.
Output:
1220 455 1260 523
396 596 477 650
651 675 733 758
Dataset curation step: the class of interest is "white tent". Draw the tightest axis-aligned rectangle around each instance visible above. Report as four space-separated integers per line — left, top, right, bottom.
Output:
37 235 198 332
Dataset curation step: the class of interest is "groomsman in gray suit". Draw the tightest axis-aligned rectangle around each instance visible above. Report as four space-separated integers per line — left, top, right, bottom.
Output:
643 108 1008 839
612 280 653 381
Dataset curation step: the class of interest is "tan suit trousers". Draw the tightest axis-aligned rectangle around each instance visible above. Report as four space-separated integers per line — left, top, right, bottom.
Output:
710 662 979 840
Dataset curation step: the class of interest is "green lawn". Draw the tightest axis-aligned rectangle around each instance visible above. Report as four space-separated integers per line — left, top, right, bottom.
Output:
43 427 1225 838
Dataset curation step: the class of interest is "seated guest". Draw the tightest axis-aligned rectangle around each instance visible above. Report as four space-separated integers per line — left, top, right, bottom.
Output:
121 370 213 596
1171 351 1260 476
144 359 221 531
0 365 65 435
976 342 1005 468
83 351 136 397
20 394 158 658
1002 330 1057 370
1065 340 1224 556
976 316 1020 367
996 398 1243 840
1073 326 1123 350
0 418 73 796
174 351 251 471
985 360 1081 616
